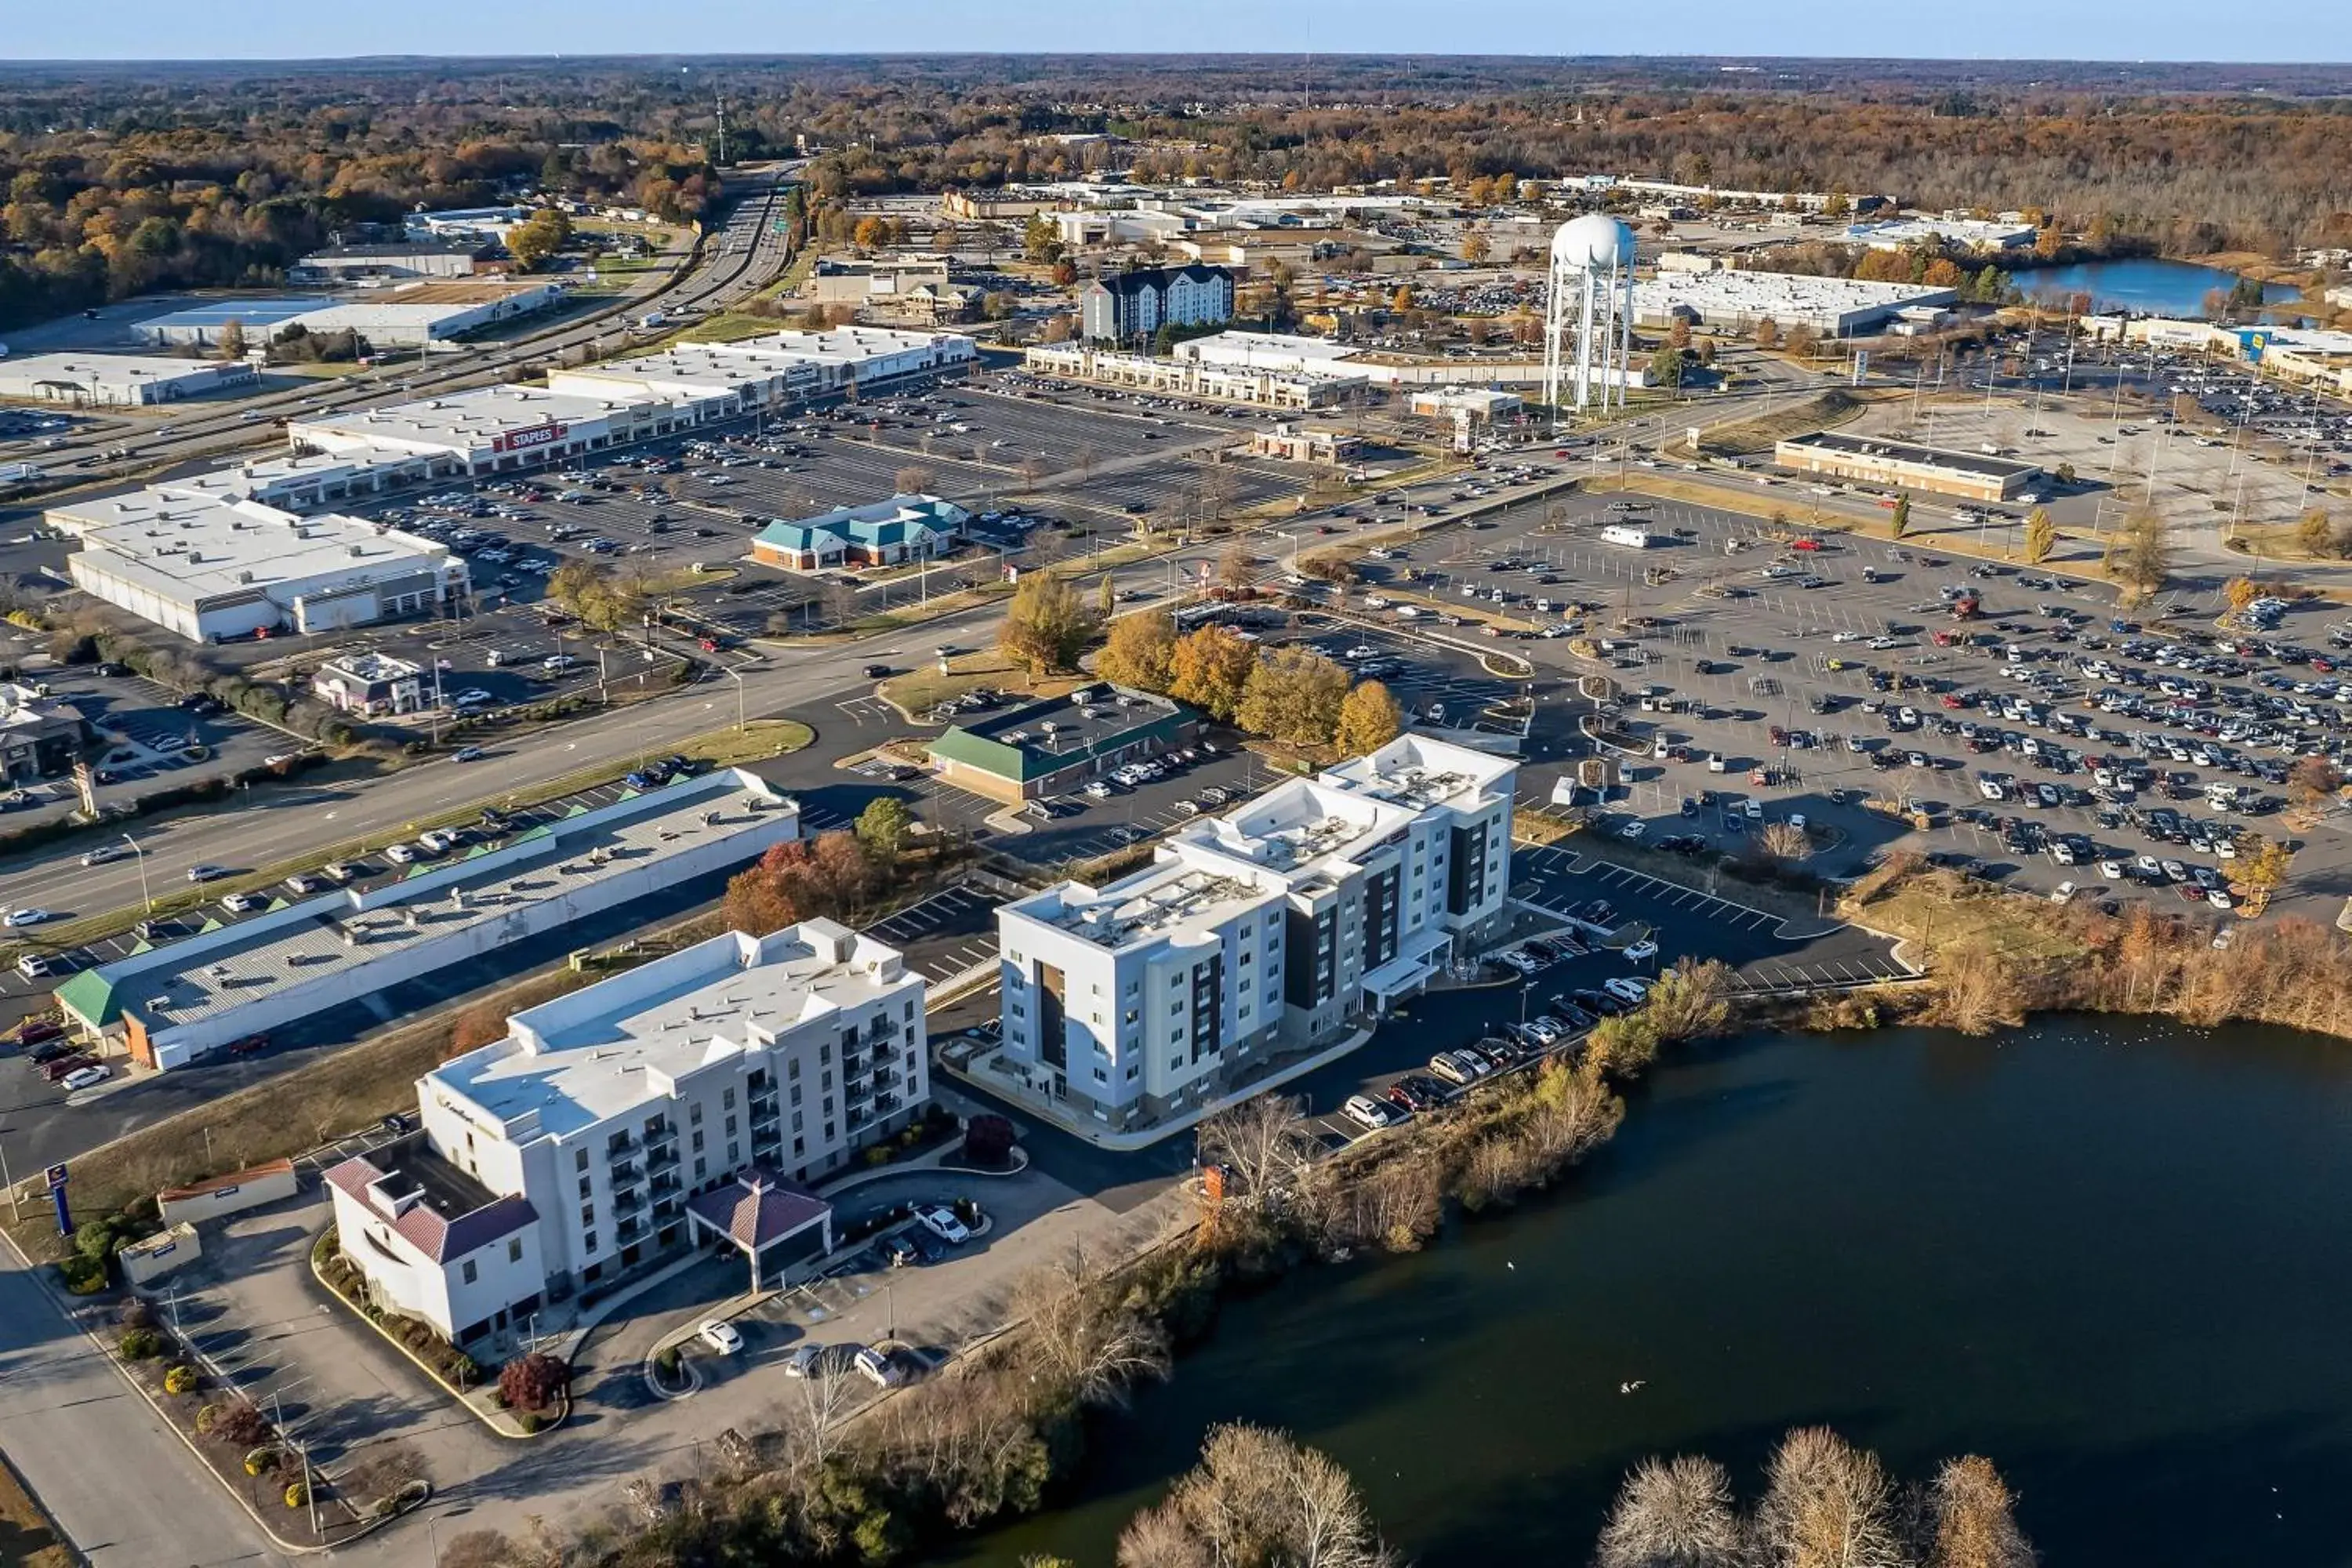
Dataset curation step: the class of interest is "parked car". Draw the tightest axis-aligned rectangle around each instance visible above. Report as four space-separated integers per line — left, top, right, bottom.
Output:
880 1233 921 1269
697 1319 744 1356
1344 1094 1399 1130
383 844 417 865
854 1346 905 1388
60 1064 109 1092
914 1203 971 1245
283 874 321 895
221 891 263 913
1623 938 1659 963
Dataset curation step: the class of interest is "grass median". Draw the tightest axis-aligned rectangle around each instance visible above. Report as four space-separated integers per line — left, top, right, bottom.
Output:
2 720 811 971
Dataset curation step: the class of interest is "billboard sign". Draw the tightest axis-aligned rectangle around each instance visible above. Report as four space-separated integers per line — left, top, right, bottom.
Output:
491 421 568 455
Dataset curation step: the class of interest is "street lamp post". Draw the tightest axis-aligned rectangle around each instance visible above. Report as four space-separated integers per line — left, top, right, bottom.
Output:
121 831 152 913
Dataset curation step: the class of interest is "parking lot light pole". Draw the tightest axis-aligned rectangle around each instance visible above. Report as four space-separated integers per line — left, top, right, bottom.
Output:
728 666 746 731
121 831 152 913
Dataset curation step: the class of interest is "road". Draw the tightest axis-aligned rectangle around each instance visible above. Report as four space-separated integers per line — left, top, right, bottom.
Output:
0 1234 294 1568
4 163 802 499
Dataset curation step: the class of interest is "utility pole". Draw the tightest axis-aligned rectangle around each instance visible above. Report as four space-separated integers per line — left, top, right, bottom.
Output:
121 831 152 913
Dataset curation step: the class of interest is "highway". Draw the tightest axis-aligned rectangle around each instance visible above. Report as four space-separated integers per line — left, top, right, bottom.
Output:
6 162 801 495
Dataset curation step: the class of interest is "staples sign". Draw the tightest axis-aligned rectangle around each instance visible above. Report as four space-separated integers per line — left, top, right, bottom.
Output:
492 421 568 455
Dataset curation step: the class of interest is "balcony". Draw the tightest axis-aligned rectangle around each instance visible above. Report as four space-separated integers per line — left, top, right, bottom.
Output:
616 1218 646 1245
649 1174 682 1200
647 1142 680 1172
613 1187 646 1214
874 1091 902 1116
652 1200 682 1224
609 1162 644 1187
605 1133 638 1156
847 1107 869 1131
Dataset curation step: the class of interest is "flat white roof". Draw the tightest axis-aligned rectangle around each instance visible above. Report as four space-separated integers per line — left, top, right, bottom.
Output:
1634 270 1956 321
70 771 791 1037
71 499 452 607
46 448 422 532
1323 731 1518 808
433 919 910 1137
0 354 239 395
292 383 648 454
738 327 977 367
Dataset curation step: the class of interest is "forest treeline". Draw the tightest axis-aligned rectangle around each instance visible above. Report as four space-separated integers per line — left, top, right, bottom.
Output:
0 70 717 330
7 56 2351 332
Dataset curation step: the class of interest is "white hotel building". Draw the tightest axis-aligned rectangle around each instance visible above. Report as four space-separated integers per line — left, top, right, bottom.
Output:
994 734 1515 1131
326 919 928 1345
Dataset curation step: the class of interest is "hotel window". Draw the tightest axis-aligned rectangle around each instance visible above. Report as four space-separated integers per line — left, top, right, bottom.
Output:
580 1203 594 1225
689 1102 703 1124
1094 1066 1109 1083
577 1176 591 1200
508 1238 523 1264
819 1043 830 1065
723 1087 737 1109
787 1059 800 1080
725 1116 738 1138
793 1111 804 1133
790 1083 803 1107
823 1123 835 1142
793 1137 806 1158
463 1260 477 1285
583 1231 598 1255
728 1142 739 1164
574 1149 589 1172
691 1129 705 1152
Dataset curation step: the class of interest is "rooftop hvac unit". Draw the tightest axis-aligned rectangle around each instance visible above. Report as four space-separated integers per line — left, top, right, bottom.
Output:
238 570 254 584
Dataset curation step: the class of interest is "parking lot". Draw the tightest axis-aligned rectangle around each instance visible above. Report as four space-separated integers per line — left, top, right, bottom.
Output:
861 884 1000 985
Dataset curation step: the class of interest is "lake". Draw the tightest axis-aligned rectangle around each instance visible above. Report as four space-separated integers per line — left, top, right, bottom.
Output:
952 1016 2352 1566
2011 256 2301 318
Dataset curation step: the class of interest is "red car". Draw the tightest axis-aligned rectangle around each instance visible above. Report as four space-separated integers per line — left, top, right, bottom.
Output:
40 1054 96 1083
1791 536 1823 550
9 1019 63 1048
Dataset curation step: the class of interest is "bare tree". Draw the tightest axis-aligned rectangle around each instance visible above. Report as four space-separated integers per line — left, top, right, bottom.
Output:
1118 1422 1396 1568
1926 1456 2034 1568
1011 1247 1172 1409
1597 1454 1745 1568
775 1348 865 1473
1755 1427 1909 1568
1759 820 1812 864
1196 1092 1316 1211
895 463 937 495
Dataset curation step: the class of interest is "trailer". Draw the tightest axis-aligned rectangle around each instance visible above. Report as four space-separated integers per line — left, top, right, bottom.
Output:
1599 524 1655 550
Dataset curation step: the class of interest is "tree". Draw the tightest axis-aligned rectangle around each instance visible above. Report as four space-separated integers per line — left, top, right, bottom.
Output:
2021 507 2056 564
1196 1093 1316 1211
2224 575 2259 612
506 208 572 270
1332 680 1403 757
1022 215 1062 263
1757 819 1812 866
1649 343 1686 391
1166 626 1258 721
1388 285 1415 314
1754 317 1781 350
853 796 912 864
1784 323 1820 359
1460 231 1490 264
851 215 886 249
2296 507 2337 557
1235 647 1351 746
1596 1455 1743 1568
1926 1455 2034 1568
497 1352 568 1414
1755 1427 1905 1568
1096 608 1178 692
2286 755 2342 805
2106 506 2172 596
997 572 1098 676
1667 317 1692 352
545 560 647 633
1119 1423 1396 1568
1889 495 1910 539
1218 539 1256 590
894 463 935 496
216 318 246 361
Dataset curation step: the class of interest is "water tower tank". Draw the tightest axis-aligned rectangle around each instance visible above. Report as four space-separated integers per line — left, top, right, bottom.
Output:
1551 213 1637 270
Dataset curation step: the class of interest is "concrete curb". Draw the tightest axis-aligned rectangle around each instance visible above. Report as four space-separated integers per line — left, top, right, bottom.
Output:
0 1231 332 1558
307 1231 558 1442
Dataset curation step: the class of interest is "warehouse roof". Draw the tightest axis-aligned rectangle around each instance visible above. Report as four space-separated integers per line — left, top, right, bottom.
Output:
1780 430 2042 481
296 383 642 452
929 684 1189 781
67 500 453 607
56 769 792 1034
0 354 244 394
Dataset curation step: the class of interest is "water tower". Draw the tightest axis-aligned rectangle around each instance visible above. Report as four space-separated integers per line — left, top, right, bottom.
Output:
1543 213 1637 419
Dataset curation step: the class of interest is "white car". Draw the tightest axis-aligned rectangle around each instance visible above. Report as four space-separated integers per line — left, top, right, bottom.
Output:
2098 859 2125 881
854 1346 903 1388
1083 780 1114 800
383 843 418 865
697 1319 744 1356
1623 938 1659 963
2 908 50 927
1602 976 1651 1006
60 1064 109 1092
1343 1094 1398 1130
913 1203 971 1246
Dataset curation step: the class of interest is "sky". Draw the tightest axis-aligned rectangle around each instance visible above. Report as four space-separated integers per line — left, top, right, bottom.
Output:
4 1 2349 64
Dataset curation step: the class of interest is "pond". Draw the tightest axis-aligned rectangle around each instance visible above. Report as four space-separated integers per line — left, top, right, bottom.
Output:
2010 257 2301 318
950 1015 2352 1566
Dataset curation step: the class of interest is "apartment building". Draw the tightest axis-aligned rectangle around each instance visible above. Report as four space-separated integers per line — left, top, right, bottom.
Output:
1080 264 1236 343
325 919 927 1343
994 733 1515 1130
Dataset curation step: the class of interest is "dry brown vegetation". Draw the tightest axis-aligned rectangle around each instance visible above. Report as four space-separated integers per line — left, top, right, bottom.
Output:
1847 858 2352 1037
